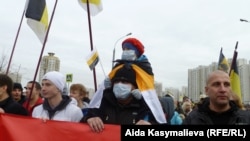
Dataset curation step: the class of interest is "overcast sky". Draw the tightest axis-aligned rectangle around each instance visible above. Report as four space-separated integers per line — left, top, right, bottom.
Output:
1 0 250 90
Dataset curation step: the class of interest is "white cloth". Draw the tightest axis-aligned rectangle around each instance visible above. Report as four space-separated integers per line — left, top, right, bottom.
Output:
88 81 105 108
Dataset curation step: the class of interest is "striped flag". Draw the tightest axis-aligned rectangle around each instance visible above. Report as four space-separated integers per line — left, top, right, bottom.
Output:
78 0 103 16
25 0 49 43
86 49 99 70
229 42 242 103
218 47 230 73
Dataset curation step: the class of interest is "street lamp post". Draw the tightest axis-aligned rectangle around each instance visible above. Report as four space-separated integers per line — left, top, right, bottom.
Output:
112 32 132 68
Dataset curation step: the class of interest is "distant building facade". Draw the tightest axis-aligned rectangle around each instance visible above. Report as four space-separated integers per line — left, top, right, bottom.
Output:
39 52 60 82
188 58 250 104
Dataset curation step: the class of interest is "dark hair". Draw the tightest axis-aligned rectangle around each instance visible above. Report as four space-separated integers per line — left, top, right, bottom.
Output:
27 81 41 90
0 74 13 95
13 82 23 91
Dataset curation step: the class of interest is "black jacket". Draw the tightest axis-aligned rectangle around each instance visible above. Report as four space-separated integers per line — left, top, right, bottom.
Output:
182 98 250 125
0 96 28 116
17 95 26 105
83 88 157 125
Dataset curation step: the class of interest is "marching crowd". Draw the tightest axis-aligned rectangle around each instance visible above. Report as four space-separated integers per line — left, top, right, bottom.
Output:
1 37 250 133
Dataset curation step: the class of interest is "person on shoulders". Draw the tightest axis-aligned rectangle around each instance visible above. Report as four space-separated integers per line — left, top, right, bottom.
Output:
105 37 154 90
89 38 166 125
113 37 153 75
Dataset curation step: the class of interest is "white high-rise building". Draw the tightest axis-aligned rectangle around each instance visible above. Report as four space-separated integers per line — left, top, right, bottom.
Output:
188 58 250 104
39 52 60 82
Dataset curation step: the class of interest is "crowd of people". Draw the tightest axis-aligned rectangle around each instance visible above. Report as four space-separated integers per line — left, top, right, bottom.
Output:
1 37 250 134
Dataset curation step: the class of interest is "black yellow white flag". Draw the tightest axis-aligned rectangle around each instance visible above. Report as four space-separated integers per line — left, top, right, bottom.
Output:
86 49 99 70
229 42 242 103
25 0 49 43
218 47 230 73
78 0 103 16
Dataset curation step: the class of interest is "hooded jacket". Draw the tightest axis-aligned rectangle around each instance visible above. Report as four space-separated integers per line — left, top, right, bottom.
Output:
159 96 182 125
32 95 83 122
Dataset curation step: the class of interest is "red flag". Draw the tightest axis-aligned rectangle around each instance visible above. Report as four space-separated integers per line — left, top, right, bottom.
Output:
0 113 120 141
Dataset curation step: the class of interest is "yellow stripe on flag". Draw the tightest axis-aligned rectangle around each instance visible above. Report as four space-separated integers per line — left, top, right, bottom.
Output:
229 46 242 103
78 0 103 16
108 64 124 79
218 48 230 73
25 0 48 44
230 70 242 102
87 51 98 65
132 65 154 91
131 64 166 123
86 49 99 70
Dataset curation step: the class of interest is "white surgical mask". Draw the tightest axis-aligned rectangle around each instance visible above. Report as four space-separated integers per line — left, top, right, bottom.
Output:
113 83 132 99
121 50 137 60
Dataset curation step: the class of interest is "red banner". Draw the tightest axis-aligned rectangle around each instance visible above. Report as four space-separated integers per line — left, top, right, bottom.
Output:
0 113 120 141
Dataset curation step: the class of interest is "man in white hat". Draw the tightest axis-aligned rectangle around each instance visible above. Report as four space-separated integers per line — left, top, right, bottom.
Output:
32 71 83 122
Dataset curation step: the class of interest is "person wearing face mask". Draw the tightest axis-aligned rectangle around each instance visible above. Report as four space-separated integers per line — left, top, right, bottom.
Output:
82 65 158 133
116 37 153 74
104 37 153 89
88 37 165 125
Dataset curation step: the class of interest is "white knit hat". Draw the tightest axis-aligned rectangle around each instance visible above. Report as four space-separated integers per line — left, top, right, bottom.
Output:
42 71 65 92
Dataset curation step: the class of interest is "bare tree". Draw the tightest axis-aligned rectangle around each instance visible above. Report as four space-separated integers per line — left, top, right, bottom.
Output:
0 50 8 72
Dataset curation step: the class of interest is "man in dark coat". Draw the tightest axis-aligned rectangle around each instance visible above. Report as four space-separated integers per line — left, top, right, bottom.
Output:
0 74 28 116
83 65 157 132
183 70 250 125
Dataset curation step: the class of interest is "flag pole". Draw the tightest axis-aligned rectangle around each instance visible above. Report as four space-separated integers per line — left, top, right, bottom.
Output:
217 47 222 68
218 47 223 64
86 0 98 91
229 41 238 74
6 9 26 75
26 0 58 109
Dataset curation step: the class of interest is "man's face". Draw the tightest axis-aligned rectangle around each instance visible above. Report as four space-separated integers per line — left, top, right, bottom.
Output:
12 88 22 101
205 73 231 106
25 83 38 99
69 90 82 102
41 79 59 99
0 85 7 98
